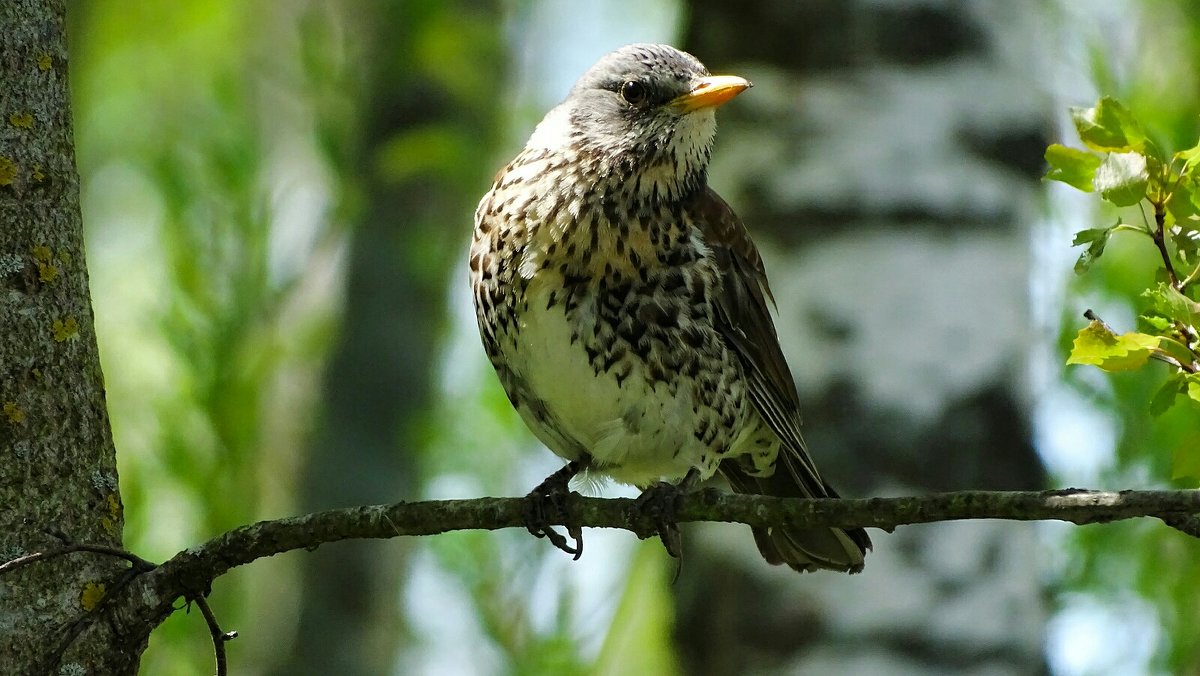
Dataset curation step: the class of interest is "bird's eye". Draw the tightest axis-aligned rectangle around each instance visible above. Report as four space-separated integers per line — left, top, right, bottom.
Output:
619 80 649 106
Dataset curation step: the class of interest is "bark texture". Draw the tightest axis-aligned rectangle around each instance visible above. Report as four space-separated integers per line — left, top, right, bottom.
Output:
0 0 129 672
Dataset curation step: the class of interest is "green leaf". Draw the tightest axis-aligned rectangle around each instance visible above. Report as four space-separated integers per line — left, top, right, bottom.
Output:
1166 181 1200 225
1044 144 1101 191
1139 313 1173 331
1071 227 1112 246
1174 229 1200 267
1071 227 1114 274
1177 138 1200 177
1067 320 1161 371
1070 97 1147 152
1151 373 1186 417
1142 282 1200 328
1189 376 1200 405
1093 151 1149 206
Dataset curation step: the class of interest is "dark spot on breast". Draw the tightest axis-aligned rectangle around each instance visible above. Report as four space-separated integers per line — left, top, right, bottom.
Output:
585 344 601 366
615 368 630 387
636 301 679 329
620 320 648 352
602 346 626 373
628 250 642 268
660 270 685 294
603 199 621 225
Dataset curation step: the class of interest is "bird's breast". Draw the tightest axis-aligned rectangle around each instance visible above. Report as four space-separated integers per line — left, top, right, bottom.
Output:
510 267 724 483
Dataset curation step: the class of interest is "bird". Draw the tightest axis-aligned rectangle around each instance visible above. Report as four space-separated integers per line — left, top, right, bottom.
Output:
470 43 870 573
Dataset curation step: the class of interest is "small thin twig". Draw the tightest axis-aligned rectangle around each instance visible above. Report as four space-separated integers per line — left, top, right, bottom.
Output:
1180 261 1200 289
1083 308 1114 331
0 543 156 576
192 595 237 676
1150 201 1181 288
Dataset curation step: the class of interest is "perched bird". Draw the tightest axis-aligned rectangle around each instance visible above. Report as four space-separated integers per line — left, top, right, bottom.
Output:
470 43 870 573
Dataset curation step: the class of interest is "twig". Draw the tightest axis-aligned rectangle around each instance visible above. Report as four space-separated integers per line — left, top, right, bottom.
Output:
0 543 156 576
1083 308 1114 332
1151 202 1181 288
192 595 237 676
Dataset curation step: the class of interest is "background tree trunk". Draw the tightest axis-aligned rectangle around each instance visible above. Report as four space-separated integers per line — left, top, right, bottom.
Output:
0 0 132 672
276 3 506 673
675 2 1051 673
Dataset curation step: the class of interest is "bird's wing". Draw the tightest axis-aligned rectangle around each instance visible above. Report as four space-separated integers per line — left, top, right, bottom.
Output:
692 187 826 496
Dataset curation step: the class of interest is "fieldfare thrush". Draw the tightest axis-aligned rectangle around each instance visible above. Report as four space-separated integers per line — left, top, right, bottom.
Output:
470 43 870 573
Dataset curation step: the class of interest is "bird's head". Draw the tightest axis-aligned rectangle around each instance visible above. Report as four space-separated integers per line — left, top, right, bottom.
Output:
527 44 750 204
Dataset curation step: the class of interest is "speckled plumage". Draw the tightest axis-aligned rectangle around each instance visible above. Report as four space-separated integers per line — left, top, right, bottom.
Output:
470 44 870 572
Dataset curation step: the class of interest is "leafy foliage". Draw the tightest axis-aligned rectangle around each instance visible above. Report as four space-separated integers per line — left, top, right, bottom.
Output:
1048 75 1200 673
1046 96 1200 418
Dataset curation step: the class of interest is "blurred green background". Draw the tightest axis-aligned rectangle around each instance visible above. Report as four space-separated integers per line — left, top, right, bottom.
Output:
65 1 1200 674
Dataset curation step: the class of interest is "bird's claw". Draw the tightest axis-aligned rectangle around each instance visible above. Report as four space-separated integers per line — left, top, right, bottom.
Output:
634 481 685 559
524 464 584 560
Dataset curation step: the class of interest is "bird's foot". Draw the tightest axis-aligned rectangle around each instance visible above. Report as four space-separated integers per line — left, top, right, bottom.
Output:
524 461 585 560
634 470 701 560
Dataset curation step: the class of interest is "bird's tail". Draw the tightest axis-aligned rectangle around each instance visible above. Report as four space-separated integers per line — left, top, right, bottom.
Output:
720 458 870 574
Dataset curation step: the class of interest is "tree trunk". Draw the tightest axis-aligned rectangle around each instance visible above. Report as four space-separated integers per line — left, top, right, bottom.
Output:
0 0 133 672
275 2 506 673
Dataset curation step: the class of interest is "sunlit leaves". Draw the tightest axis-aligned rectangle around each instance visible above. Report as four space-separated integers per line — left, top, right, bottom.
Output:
1143 283 1200 328
1045 144 1101 191
1069 96 1147 152
1053 98 1200 421
1094 152 1149 206
1067 320 1161 371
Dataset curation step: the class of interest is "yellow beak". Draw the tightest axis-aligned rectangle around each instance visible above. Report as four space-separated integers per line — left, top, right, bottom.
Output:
669 75 752 113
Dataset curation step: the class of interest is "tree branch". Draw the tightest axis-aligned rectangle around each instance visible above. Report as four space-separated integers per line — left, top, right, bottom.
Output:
146 488 1200 587
11 487 1200 667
